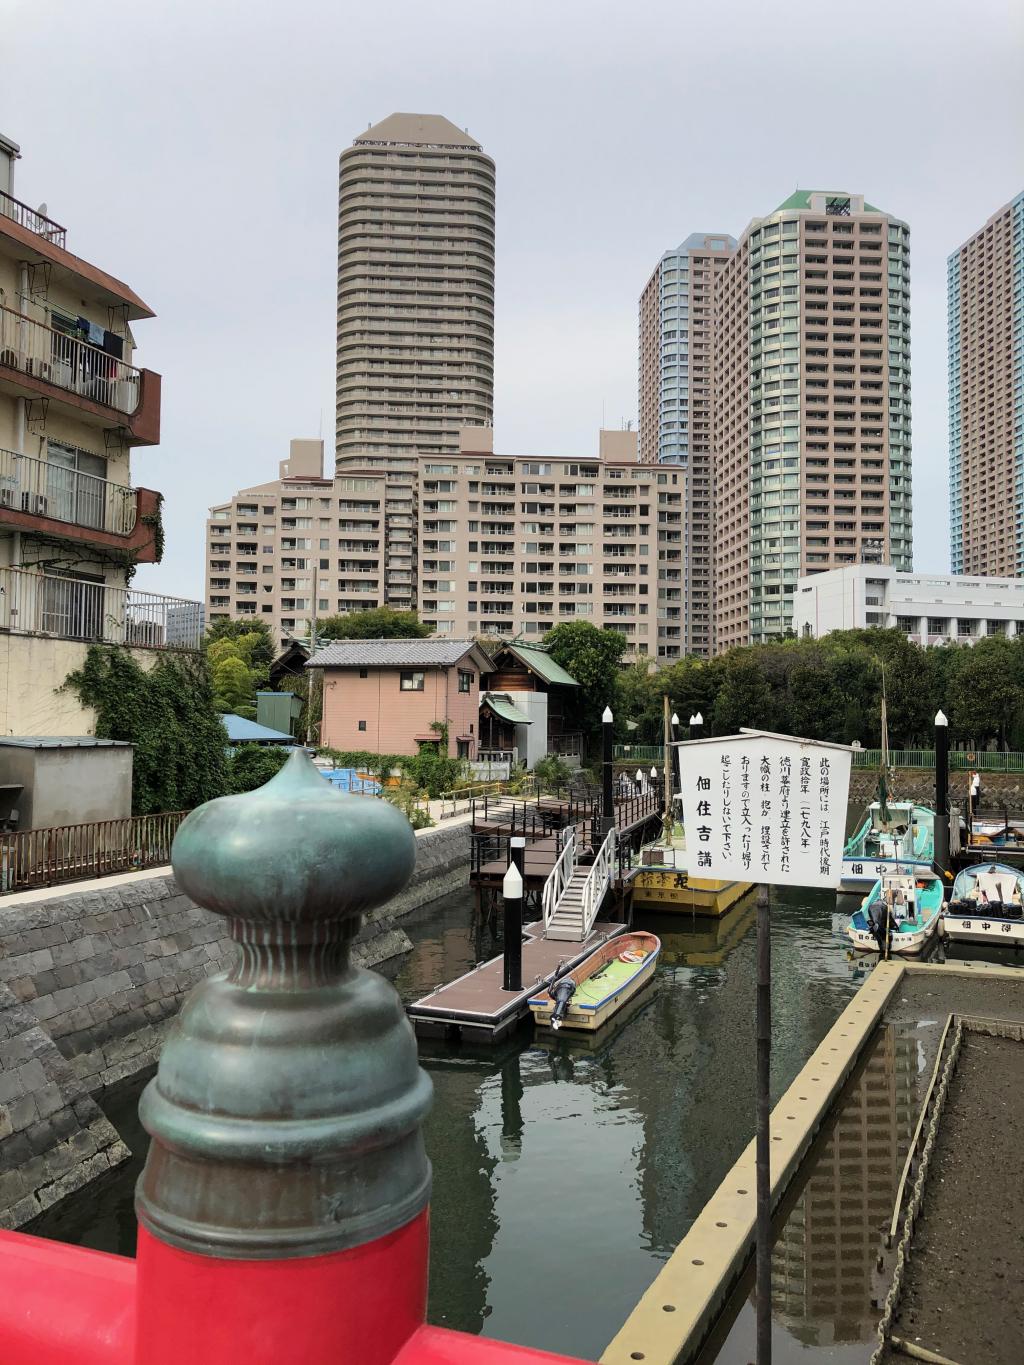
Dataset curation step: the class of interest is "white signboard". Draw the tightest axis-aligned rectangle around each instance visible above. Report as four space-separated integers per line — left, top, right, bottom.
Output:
677 731 853 889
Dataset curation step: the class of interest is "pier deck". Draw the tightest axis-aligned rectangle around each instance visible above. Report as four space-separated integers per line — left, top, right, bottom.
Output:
407 919 627 1042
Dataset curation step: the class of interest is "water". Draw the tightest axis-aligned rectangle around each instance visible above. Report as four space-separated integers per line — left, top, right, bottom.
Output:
31 884 870 1362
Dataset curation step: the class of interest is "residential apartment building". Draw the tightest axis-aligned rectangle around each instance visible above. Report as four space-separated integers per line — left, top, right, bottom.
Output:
206 427 697 660
0 133 201 736
712 191 913 650
948 191 1024 577
638 232 736 656
793 563 1024 645
417 427 692 659
336 113 495 465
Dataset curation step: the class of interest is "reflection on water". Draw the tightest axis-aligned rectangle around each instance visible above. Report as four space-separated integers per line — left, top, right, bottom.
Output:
31 883 873 1363
702 1023 918 1364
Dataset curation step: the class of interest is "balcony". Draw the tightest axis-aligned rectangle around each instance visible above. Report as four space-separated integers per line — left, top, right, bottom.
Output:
0 448 162 562
0 306 160 445
0 567 202 651
0 190 67 249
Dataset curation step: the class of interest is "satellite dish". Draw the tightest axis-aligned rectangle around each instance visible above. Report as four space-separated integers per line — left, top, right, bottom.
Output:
37 202 47 216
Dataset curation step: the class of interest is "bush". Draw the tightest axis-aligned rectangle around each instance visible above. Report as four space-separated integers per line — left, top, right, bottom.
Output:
533 753 574 793
225 744 290 794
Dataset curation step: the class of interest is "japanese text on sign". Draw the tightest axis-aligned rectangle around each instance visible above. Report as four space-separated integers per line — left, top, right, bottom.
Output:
678 733 853 890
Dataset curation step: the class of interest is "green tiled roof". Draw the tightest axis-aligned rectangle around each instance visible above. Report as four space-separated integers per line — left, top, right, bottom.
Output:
505 644 579 687
481 693 534 725
773 190 883 214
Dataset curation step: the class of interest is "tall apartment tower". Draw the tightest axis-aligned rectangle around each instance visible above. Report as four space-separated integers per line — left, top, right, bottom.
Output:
638 233 736 656
948 192 1024 576
336 113 495 463
714 192 913 649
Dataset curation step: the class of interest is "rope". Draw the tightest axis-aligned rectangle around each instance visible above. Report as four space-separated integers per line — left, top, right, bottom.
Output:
870 1018 964 1365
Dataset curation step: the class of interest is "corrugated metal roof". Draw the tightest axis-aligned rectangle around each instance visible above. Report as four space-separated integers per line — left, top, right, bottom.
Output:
481 693 533 725
221 714 296 744
0 736 130 749
306 639 492 670
501 644 578 687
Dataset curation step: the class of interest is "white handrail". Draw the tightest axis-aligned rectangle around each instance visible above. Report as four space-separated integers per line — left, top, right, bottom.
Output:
542 827 576 930
580 828 616 938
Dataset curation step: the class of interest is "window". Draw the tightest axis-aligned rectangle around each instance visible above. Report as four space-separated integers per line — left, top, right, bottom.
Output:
456 740 470 759
358 720 367 732
400 671 425 691
458 671 473 694
359 668 368 678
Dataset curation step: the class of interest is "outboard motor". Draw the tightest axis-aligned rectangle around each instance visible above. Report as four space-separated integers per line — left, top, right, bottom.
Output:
549 975 576 1031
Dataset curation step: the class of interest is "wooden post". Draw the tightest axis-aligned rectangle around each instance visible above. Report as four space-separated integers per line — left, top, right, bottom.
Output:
755 881 772 1365
663 695 672 834
602 707 615 835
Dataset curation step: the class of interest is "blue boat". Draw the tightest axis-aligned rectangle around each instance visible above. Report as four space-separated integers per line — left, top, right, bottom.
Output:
847 871 944 955
841 800 934 892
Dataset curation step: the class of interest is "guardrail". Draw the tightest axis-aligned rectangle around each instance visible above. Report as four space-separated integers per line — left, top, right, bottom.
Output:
614 745 665 761
0 811 186 893
0 304 141 415
0 447 138 536
580 827 616 937
853 749 1024 771
542 828 576 931
0 567 204 651
0 189 67 248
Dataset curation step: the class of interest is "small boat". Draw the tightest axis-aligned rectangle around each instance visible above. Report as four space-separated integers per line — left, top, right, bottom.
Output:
942 862 1024 948
846 871 944 955
528 931 660 1032
841 800 935 891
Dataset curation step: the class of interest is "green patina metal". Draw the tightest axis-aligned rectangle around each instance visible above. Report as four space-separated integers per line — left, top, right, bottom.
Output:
135 749 432 1259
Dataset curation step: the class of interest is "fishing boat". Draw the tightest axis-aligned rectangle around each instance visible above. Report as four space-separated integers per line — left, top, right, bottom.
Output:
528 931 660 1032
841 800 936 891
942 862 1024 948
846 870 944 955
630 816 753 915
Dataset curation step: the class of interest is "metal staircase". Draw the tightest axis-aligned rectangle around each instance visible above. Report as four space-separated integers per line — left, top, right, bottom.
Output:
542 827 617 942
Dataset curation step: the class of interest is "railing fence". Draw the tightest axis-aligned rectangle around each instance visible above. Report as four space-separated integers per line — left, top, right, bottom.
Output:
1 812 186 893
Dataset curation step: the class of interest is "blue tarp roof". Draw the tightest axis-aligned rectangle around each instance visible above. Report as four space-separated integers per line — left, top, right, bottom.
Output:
220 714 295 744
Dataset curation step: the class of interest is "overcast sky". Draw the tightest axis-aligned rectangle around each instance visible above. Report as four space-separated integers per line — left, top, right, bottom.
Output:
6 0 1022 600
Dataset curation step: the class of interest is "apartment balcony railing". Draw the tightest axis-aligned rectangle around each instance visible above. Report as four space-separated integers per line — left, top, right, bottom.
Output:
0 190 67 249
0 449 137 536
0 567 203 651
0 305 141 415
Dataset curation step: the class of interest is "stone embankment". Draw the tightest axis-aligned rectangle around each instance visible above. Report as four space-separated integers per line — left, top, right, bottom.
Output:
0 817 469 1228
848 767 1024 810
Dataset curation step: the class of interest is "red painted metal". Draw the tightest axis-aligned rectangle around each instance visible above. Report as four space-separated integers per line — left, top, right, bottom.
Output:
0 1230 134 1365
135 1216 429 1365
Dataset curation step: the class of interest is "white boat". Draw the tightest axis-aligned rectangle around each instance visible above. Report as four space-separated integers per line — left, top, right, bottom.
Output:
840 801 935 891
846 871 944 956
942 862 1024 948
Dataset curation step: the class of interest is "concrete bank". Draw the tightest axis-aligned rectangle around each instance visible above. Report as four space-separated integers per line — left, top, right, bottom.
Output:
0 816 471 1229
602 957 1024 1365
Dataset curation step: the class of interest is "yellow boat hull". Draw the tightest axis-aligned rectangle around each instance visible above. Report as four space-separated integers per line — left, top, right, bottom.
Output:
631 869 753 917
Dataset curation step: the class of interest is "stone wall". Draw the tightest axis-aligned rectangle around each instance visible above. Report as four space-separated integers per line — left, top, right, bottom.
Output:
0 816 471 1227
848 768 1024 811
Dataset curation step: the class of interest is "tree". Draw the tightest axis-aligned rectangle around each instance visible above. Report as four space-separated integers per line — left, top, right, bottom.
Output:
207 637 269 719
226 744 290 794
948 636 1024 750
712 650 776 734
206 617 274 668
542 622 627 740
316 609 428 640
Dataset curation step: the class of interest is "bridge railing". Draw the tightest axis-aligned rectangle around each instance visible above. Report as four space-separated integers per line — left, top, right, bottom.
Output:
0 811 186 893
542 827 576 931
580 827 616 938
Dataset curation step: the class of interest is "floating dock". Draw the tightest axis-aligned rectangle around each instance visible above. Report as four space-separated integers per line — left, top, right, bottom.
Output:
407 919 627 1043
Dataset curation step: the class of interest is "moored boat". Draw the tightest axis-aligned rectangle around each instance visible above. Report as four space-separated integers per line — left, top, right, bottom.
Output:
840 800 935 891
528 931 660 1032
630 833 752 915
846 871 944 955
942 862 1024 948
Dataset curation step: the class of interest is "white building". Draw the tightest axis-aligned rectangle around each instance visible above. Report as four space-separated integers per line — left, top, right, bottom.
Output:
793 564 1024 645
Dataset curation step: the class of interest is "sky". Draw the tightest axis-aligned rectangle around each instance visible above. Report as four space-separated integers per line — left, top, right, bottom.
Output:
5 0 1022 601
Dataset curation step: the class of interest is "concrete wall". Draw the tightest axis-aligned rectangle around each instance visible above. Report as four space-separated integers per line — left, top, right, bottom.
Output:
0 743 133 830
0 816 471 1227
0 634 159 736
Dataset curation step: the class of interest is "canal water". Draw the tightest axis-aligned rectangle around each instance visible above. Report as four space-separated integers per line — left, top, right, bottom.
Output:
29 883 879 1362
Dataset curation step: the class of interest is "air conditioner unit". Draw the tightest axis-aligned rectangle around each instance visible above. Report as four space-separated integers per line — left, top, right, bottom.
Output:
20 493 47 516
0 486 13 509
